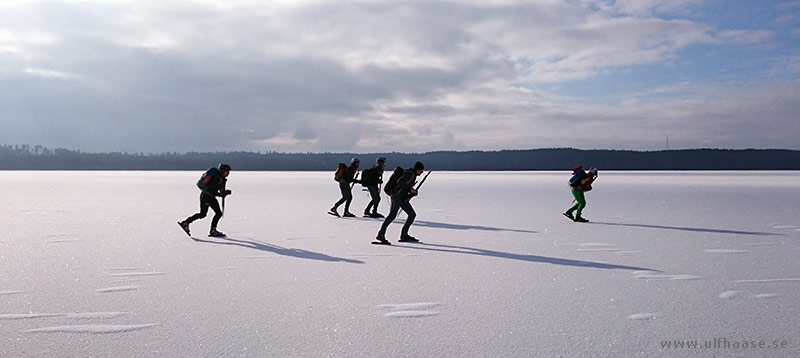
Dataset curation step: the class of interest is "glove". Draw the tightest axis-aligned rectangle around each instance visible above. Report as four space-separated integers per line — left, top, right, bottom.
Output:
220 189 232 197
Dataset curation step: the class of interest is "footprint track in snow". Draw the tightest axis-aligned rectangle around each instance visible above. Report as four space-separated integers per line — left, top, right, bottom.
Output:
557 242 644 256
718 290 744 299
719 290 782 300
628 313 658 321
379 302 442 318
0 312 127 320
704 249 747 254
25 324 157 334
95 286 140 293
632 271 703 281
46 239 82 244
105 267 147 271
754 293 779 299
732 278 800 284
105 272 167 277
614 251 643 256
2 306 156 335
745 242 781 247
0 290 25 296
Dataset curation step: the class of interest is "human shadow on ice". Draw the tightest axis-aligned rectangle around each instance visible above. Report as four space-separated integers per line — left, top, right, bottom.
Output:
399 243 658 271
400 220 537 234
589 222 782 236
191 237 364 264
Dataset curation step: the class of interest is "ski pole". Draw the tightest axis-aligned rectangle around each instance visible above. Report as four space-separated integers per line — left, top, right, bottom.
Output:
415 171 431 191
406 171 431 203
350 170 360 189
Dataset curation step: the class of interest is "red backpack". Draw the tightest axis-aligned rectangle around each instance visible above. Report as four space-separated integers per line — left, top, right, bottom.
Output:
334 163 347 182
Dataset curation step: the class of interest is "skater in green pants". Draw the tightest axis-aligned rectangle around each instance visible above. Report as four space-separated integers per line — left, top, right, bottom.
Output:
564 166 597 223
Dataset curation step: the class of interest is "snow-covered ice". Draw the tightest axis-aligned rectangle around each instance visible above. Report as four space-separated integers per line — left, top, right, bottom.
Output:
2 170 799 357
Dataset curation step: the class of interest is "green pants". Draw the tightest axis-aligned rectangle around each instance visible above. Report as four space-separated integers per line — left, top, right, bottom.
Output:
567 189 586 216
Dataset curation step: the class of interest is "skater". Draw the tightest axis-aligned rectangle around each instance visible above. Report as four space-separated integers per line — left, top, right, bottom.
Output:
375 161 425 244
179 163 232 237
361 157 387 218
564 166 597 223
329 158 361 217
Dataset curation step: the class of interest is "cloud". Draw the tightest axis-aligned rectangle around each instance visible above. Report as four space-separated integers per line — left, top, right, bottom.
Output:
0 0 797 152
23 67 76 79
595 0 703 17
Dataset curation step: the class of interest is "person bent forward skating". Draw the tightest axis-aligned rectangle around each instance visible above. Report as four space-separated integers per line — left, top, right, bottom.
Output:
361 157 387 218
375 161 425 244
329 158 361 217
179 163 232 237
564 166 597 223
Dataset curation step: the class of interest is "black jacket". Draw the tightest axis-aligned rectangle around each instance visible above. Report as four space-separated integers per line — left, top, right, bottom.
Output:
340 165 360 185
392 168 417 197
197 167 227 197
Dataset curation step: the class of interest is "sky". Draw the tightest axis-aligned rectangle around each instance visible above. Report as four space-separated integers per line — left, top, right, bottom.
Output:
1 0 799 153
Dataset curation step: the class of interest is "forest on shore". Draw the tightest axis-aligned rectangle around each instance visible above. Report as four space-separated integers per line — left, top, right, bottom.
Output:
1 145 798 170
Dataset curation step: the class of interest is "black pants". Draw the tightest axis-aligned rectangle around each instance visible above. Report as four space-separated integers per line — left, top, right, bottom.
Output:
377 195 416 237
185 193 223 229
333 181 353 212
364 185 381 214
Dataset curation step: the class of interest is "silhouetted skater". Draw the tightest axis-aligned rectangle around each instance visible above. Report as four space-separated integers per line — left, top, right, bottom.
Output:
361 157 386 218
329 158 361 217
564 166 597 223
179 163 232 237
374 161 425 244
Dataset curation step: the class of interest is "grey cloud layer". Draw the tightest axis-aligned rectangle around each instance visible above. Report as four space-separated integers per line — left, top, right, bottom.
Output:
1 0 796 152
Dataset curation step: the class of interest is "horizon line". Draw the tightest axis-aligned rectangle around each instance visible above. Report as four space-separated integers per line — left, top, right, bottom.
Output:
3 145 798 156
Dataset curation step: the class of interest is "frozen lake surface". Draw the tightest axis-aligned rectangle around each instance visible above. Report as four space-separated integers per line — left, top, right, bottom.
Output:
2 171 799 357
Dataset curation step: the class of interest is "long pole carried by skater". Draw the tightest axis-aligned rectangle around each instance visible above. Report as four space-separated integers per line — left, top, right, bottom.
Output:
350 170 360 189
415 171 431 191
406 171 431 202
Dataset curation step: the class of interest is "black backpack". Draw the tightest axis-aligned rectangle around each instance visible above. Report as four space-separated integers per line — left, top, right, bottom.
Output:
383 166 405 195
360 168 378 187
197 167 220 190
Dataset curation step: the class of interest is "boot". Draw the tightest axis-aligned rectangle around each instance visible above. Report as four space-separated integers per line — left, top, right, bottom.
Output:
178 221 191 236
209 228 227 237
574 215 589 223
374 235 391 245
399 234 419 243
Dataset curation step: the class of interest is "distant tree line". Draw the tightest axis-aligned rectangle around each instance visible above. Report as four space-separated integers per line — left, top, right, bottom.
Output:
1 144 798 170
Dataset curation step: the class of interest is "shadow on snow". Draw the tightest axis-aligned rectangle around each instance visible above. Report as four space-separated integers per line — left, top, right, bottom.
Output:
396 242 658 272
191 236 364 264
589 222 783 236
